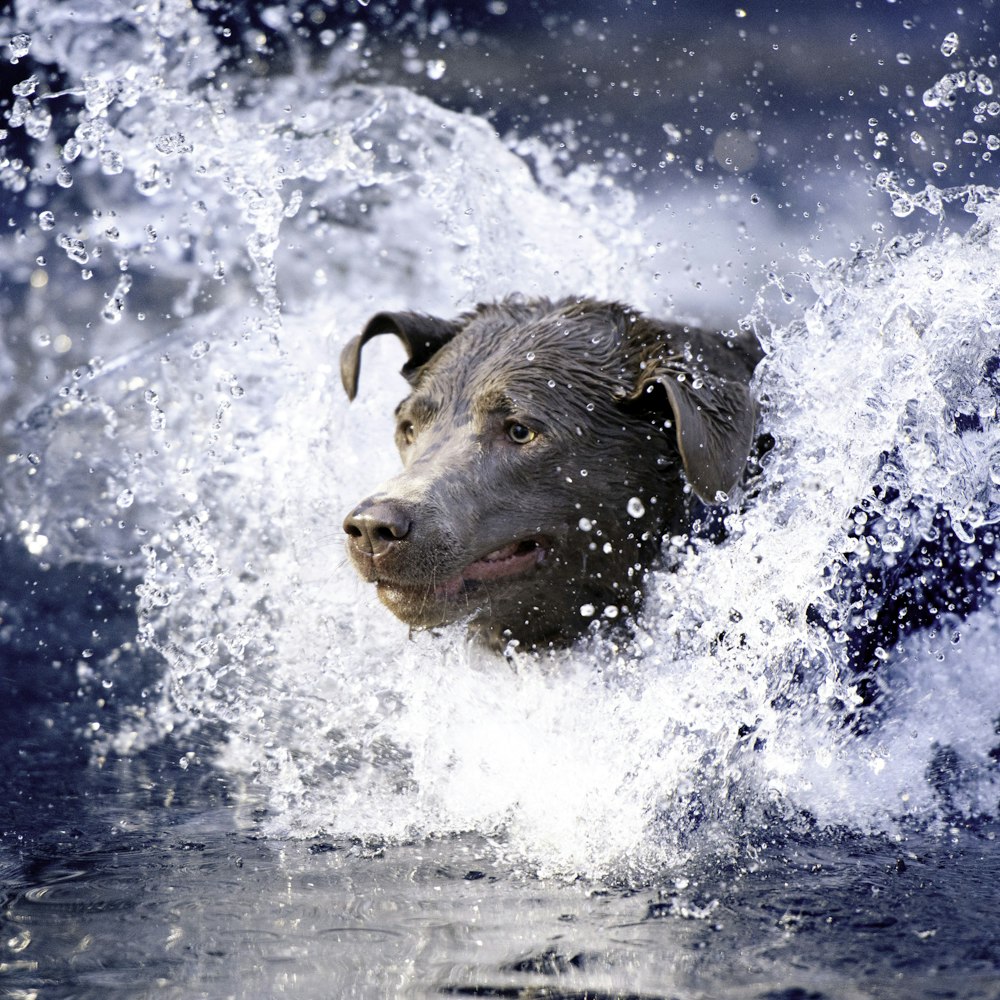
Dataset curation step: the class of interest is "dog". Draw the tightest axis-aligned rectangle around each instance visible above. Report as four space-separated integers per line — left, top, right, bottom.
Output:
339 296 763 649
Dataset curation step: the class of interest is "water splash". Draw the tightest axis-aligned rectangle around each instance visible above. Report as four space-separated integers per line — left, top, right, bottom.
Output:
2 3 999 878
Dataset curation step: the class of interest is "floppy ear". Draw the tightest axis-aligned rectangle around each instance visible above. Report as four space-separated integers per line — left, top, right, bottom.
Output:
340 311 459 401
621 322 763 503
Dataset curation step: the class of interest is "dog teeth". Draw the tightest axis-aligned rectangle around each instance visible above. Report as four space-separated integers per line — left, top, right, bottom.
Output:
483 539 540 562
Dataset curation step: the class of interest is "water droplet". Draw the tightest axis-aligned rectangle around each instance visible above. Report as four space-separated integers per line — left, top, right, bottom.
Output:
627 496 646 518
891 195 915 218
57 234 89 265
100 149 124 175
940 31 959 57
880 532 905 553
154 131 192 155
8 33 31 62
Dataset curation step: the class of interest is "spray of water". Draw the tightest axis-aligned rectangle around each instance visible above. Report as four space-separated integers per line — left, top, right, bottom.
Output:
2 5 999 877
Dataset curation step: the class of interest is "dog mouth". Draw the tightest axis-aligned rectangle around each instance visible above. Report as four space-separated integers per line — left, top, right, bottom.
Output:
441 535 551 595
376 535 552 605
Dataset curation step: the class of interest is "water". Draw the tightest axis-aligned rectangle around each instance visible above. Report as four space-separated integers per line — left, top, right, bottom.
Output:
2 2 1000 996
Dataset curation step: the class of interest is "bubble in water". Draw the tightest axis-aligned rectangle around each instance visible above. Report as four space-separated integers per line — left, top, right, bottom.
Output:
626 496 646 518
940 32 959 57
603 605 619 619
37 211 55 231
578 517 593 531
116 489 135 509
579 603 595 617
425 59 446 81
190 340 211 359
896 52 911 66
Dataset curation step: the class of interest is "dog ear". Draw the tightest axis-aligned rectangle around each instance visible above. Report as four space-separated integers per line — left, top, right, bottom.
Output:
620 322 763 503
340 312 459 400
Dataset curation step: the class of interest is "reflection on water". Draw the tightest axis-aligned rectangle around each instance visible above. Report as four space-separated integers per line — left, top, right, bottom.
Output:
3 751 999 999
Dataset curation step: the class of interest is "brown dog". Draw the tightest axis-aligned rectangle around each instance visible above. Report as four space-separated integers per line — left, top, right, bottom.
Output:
341 297 762 649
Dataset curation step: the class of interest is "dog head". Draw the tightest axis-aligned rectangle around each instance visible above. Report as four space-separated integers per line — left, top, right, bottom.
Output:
340 297 762 648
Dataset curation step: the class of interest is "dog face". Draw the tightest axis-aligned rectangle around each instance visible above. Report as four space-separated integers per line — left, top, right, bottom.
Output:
341 298 761 648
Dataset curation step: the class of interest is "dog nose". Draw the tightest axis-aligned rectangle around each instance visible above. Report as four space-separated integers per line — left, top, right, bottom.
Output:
343 499 413 557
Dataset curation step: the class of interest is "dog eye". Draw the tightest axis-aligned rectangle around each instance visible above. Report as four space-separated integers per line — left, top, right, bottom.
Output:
506 422 537 445
398 420 416 445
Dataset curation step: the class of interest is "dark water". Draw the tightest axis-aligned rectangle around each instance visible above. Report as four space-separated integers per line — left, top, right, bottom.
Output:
3 744 999 999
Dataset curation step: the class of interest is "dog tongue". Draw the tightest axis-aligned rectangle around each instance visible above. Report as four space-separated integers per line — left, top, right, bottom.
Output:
462 540 541 581
433 540 545 597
